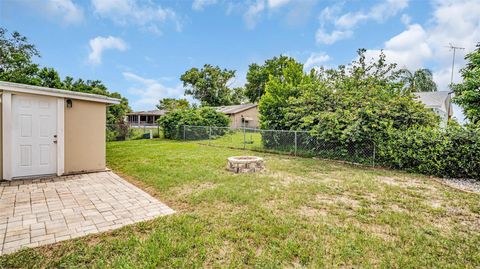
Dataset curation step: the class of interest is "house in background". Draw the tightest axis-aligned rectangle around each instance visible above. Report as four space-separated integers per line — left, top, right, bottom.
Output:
126 110 167 126
414 91 453 127
0 81 120 180
214 104 259 128
127 104 260 128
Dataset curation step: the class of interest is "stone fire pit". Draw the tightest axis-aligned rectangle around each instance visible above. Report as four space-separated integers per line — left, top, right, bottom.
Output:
227 156 265 173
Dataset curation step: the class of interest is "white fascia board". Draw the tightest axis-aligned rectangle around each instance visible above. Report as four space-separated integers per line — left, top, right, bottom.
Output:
0 81 120 104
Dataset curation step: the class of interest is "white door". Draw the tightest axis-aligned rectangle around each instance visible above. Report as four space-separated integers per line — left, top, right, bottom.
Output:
12 95 57 177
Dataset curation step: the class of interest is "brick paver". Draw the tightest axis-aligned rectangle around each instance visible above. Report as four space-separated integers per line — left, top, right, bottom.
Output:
0 172 174 255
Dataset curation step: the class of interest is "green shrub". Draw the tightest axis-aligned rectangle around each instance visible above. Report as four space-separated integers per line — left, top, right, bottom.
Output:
106 121 132 141
159 107 230 139
377 125 480 179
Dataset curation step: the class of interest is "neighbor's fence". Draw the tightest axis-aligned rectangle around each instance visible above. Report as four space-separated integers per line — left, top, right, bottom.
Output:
179 125 376 166
106 123 162 141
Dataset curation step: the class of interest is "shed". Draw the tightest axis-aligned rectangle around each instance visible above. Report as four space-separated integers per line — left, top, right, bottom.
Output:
0 81 120 180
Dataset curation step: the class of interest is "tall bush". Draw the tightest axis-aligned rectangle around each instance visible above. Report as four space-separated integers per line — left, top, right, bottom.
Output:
377 126 480 179
258 50 439 165
159 107 229 139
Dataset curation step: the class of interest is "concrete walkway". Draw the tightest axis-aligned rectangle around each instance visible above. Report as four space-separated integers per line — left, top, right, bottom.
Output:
0 171 174 255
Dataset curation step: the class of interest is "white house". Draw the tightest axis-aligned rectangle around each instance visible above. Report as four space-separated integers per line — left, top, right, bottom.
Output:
413 91 453 127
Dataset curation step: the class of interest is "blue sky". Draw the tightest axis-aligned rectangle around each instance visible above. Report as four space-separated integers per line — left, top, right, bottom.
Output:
2 0 479 120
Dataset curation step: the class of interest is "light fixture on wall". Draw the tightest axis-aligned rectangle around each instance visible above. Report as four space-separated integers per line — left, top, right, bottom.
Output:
66 99 73 108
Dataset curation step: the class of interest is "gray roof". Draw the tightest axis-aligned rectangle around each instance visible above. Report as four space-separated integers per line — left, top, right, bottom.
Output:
413 91 452 115
127 109 168 116
214 104 258 115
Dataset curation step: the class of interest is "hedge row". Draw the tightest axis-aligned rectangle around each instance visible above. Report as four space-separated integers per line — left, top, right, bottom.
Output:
259 125 480 180
159 107 229 139
376 126 480 180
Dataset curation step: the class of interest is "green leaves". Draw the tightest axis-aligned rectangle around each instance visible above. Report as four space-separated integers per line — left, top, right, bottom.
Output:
245 55 304 103
377 125 480 179
159 107 229 139
157 98 190 111
180 64 242 106
399 68 437 93
453 43 480 126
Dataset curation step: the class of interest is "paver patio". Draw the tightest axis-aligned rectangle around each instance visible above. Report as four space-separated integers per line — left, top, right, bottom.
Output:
0 171 174 255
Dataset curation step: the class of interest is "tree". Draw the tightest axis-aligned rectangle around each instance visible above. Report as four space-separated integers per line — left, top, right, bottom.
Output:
259 49 439 145
0 28 131 124
453 43 480 125
245 55 304 103
399 68 437 92
0 27 40 84
157 98 190 111
37 67 63 88
180 64 243 106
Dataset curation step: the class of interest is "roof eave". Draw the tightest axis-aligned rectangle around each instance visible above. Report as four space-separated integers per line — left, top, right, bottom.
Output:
0 81 121 105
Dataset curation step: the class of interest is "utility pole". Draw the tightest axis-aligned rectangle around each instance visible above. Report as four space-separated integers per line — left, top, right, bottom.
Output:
446 43 465 86
445 43 465 121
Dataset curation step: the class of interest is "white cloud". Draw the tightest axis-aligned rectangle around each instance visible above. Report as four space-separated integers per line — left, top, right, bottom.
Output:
192 0 217 11
123 72 192 110
365 0 480 91
15 0 84 25
91 0 182 33
244 0 266 29
315 29 353 45
268 0 290 9
364 24 432 70
369 0 409 22
88 36 127 65
316 0 409 44
304 52 331 70
400 14 411 25
241 0 313 29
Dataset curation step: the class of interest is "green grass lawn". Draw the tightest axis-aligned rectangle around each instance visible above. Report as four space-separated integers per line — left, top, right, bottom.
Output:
199 129 264 150
2 139 480 268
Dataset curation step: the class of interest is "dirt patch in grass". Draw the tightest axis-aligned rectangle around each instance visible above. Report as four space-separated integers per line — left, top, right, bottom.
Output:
428 199 443 209
390 204 408 213
263 199 289 215
316 194 360 210
172 182 217 197
377 176 437 192
359 222 396 242
266 171 314 187
299 206 328 217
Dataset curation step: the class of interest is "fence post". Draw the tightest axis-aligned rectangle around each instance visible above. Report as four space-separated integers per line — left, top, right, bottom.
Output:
183 125 186 140
157 123 160 139
243 126 246 149
294 131 297 156
372 141 376 167
209 126 212 145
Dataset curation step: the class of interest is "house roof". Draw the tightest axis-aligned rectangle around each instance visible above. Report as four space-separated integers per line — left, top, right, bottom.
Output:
127 110 168 116
0 81 121 104
413 91 452 115
214 104 258 115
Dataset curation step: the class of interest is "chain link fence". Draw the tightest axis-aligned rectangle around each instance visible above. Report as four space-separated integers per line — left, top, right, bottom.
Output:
106 123 162 141
180 125 376 166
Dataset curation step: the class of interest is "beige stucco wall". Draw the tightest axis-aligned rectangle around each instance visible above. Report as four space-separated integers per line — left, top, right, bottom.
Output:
229 106 259 128
0 93 2 178
65 99 107 174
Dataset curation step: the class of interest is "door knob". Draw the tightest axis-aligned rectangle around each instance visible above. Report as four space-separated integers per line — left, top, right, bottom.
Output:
53 135 58 144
